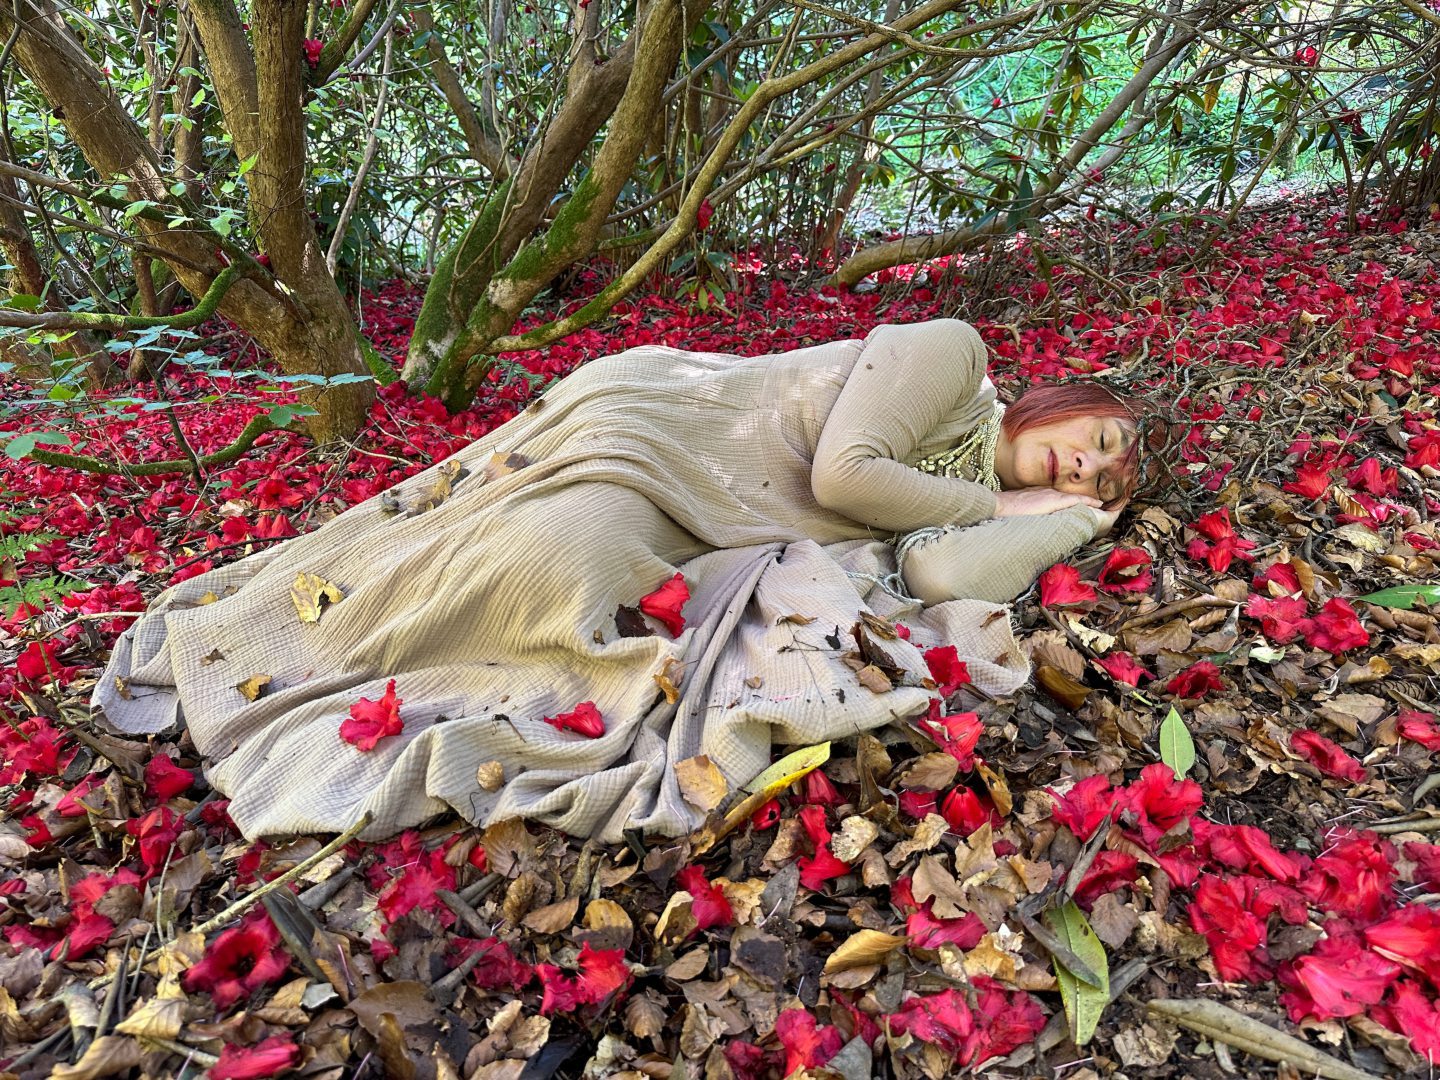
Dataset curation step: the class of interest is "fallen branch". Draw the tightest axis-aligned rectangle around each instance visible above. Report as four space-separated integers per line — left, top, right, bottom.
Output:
86 812 372 991
28 414 277 477
1146 998 1382 1080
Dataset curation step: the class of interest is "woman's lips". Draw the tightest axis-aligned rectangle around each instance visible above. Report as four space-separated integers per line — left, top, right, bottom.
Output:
1048 449 1057 485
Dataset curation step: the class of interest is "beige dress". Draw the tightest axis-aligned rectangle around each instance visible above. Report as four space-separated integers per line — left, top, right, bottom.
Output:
91 320 1100 841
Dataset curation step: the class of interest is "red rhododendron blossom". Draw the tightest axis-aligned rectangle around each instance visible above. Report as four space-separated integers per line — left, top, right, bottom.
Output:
1186 508 1256 573
1074 850 1141 906
376 847 457 927
774 1008 843 1076
923 645 971 696
451 937 533 991
127 806 183 873
1253 562 1303 595
1166 660 1224 699
1399 711 1440 751
675 865 735 930
1301 831 1397 923
638 573 689 636
576 943 632 1006
906 905 986 950
1283 462 1331 500
537 964 582 1016
888 982 1045 1067
1038 563 1096 607
1366 906 1440 985
1118 764 1204 844
1098 547 1154 593
209 1035 303 1080
1406 841 1440 892
339 679 404 750
750 798 781 829
1096 651 1152 687
302 38 324 67
145 754 194 801
1189 875 1272 983
919 705 983 769
1381 980 1440 1061
695 199 714 233
1245 595 1309 644
1281 927 1400 1021
1295 45 1318 65
16 640 68 683
802 769 843 806
1301 598 1369 655
542 700 605 739
56 775 101 817
898 788 938 819
1049 775 1118 840
1194 821 1304 883
798 845 850 892
1290 730 1368 785
183 911 291 1009
940 786 999 837
1347 457 1399 497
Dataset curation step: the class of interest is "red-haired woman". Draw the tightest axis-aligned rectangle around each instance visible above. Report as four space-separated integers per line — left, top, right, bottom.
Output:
94 320 1146 842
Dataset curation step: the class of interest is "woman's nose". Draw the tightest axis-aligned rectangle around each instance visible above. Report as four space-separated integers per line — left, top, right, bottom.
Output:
1072 452 1092 481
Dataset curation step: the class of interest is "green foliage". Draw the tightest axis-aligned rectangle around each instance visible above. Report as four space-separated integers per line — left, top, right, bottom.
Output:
0 502 81 617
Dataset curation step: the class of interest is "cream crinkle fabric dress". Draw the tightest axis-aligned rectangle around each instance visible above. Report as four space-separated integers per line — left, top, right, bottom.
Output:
91 320 1100 841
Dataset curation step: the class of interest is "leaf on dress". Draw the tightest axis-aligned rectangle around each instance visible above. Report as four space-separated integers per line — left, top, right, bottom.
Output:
290 572 344 624
235 674 272 702
676 755 728 812
406 459 467 516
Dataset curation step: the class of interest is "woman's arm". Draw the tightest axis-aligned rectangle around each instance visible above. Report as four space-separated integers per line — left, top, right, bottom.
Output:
900 505 1103 606
810 320 1001 533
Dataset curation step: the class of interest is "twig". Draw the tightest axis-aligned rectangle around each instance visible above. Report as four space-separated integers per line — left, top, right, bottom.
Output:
87 813 372 990
1147 998 1380 1080
140 1036 220 1068
1117 596 1237 633
437 889 492 938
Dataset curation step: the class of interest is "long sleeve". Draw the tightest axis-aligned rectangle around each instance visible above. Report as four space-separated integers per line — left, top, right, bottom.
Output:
900 505 1101 606
810 320 1000 533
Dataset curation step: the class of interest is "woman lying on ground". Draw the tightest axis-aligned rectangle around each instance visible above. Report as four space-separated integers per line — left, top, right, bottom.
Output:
93 319 1149 843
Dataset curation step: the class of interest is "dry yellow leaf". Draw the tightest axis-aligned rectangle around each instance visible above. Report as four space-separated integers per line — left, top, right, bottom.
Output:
855 664 892 693
676 754 728 812
483 452 530 482
655 656 684 705
235 673 272 702
830 816 879 863
521 896 579 935
114 996 184 1040
291 572 344 624
823 929 907 974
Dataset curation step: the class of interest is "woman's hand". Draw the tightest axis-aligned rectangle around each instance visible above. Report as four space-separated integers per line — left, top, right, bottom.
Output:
1086 504 1124 537
993 487 1103 518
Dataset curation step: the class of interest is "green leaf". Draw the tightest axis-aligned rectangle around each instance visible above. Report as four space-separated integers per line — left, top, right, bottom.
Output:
5 431 72 459
1356 584 1440 610
1159 706 1196 780
3 294 42 312
1045 900 1109 1046
237 151 260 177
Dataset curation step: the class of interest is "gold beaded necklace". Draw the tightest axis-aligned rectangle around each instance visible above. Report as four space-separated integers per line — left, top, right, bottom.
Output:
912 401 1005 491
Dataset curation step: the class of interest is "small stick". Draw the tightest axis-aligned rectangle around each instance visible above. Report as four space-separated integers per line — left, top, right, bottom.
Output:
5 1027 70 1071
87 813 372 990
437 889 492 938
459 872 503 906
1147 998 1380 1080
141 1036 220 1068
1117 596 1237 632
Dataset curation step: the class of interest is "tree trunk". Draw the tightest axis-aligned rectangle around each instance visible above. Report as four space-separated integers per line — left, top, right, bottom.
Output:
410 0 700 409
4 0 373 442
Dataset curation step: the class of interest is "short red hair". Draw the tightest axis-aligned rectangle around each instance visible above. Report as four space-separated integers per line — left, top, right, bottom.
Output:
1002 383 1142 506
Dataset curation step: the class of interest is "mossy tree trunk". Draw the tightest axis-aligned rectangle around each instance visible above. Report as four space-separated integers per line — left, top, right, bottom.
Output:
402 0 709 407
1 0 375 444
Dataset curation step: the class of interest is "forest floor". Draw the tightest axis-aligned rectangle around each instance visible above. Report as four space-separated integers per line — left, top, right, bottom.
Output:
2 190 1440 1079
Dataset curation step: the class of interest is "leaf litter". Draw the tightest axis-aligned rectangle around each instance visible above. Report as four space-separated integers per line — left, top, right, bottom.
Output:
3 191 1440 1076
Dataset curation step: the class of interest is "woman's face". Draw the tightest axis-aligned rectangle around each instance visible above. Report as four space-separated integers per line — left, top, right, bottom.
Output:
996 414 1135 502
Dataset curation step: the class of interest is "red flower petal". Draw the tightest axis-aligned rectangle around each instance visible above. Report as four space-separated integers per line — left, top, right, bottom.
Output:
923 645 971 696
145 754 194 802
1291 730 1368 785
1097 547 1153 593
1038 563 1097 607
675 865 735 930
638 573 689 636
1095 651 1152 686
1166 660 1224 699
339 679 404 750
210 1035 303 1080
542 700 605 738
